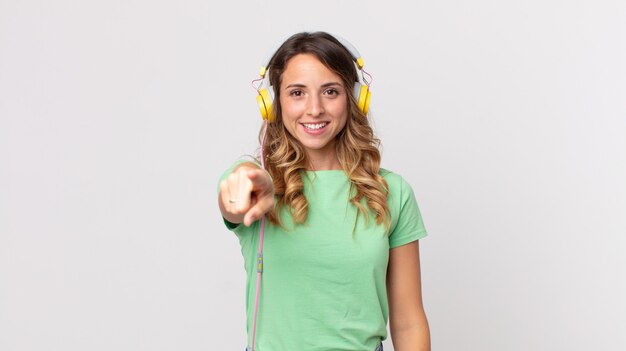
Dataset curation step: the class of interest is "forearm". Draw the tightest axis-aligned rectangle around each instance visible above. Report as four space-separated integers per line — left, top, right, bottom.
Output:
390 313 431 351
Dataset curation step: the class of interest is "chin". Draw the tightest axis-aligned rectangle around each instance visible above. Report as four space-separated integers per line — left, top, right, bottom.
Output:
301 143 327 150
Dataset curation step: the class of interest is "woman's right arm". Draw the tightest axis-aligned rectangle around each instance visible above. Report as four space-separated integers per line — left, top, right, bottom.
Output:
218 162 275 226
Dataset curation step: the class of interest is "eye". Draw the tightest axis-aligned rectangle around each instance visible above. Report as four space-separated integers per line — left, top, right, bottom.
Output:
324 88 340 96
289 90 303 97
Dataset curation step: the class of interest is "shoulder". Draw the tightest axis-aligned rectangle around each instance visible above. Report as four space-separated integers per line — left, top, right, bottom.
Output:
380 168 428 245
379 168 413 197
226 156 262 173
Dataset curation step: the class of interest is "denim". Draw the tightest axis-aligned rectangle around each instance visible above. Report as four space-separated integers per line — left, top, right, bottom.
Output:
245 342 383 351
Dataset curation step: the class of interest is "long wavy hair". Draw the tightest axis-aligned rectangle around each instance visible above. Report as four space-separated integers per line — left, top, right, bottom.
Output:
259 32 390 231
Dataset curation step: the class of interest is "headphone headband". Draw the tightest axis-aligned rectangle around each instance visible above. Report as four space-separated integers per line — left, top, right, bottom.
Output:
259 33 365 78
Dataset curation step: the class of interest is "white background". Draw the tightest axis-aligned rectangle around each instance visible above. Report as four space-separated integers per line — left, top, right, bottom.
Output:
1 1 625 350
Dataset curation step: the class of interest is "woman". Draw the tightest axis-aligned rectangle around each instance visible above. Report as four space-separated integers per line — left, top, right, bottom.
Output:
218 32 430 351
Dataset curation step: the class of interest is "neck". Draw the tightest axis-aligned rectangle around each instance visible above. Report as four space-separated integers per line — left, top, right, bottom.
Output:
306 150 341 171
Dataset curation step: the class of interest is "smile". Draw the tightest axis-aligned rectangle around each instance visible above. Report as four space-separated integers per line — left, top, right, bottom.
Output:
302 122 329 130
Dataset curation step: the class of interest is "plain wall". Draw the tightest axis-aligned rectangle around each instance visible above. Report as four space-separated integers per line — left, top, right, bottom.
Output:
1 0 625 350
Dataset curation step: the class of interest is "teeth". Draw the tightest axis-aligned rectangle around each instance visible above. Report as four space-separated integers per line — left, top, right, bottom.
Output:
303 122 327 130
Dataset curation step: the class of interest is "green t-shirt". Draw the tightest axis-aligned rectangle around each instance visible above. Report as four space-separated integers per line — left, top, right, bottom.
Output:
219 161 428 351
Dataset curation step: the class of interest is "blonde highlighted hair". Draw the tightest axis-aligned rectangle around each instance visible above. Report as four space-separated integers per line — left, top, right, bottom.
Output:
258 32 390 231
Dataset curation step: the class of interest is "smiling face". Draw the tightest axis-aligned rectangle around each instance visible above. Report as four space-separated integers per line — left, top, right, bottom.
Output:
278 54 349 170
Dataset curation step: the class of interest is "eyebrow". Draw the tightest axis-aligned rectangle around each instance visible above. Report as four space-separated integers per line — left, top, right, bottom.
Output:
285 82 342 89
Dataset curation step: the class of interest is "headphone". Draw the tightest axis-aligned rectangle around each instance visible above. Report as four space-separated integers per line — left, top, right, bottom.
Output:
255 34 371 122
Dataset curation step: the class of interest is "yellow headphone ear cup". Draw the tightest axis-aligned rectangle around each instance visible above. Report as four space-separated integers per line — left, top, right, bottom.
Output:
357 85 370 115
257 89 274 122
257 94 268 120
363 89 371 115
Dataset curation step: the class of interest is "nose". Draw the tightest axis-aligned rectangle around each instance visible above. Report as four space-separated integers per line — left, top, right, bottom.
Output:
306 95 325 117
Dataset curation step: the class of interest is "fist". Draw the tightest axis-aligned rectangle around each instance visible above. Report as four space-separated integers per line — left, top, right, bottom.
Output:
219 166 275 226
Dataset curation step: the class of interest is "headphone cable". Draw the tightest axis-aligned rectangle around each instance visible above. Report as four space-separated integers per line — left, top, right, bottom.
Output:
250 120 268 351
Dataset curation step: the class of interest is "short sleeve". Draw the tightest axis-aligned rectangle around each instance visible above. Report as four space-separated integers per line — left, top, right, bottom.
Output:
388 177 428 248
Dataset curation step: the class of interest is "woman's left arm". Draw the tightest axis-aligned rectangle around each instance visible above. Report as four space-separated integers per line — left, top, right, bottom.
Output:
387 240 431 351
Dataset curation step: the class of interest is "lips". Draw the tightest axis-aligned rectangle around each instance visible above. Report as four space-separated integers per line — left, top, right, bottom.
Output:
300 121 330 135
